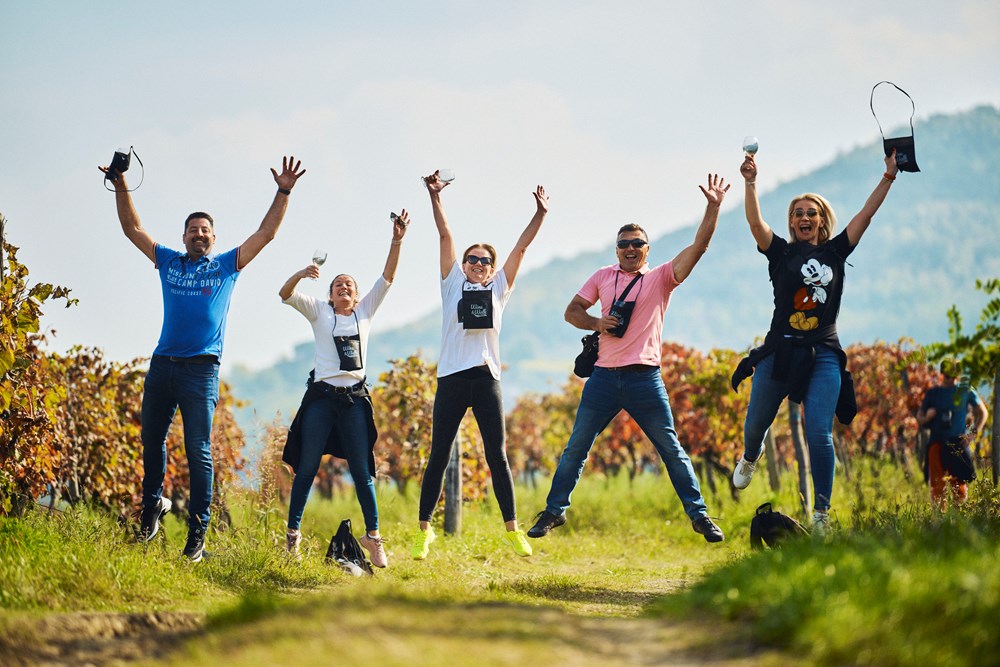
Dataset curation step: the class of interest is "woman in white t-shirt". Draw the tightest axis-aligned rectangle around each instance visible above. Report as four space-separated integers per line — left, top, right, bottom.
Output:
411 171 548 560
278 209 410 567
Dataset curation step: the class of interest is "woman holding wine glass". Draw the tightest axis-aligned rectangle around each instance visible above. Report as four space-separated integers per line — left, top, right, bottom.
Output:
278 209 410 565
410 170 548 560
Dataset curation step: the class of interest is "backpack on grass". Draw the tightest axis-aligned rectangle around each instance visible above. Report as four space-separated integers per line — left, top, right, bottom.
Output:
749 502 808 549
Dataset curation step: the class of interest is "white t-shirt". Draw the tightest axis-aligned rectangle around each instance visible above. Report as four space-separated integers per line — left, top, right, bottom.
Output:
437 261 512 379
283 275 391 387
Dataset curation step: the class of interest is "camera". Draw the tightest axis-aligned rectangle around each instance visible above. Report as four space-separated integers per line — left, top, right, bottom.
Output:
106 147 131 182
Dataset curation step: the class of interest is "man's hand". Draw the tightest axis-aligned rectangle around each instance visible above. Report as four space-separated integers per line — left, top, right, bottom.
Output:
271 155 306 191
699 173 730 207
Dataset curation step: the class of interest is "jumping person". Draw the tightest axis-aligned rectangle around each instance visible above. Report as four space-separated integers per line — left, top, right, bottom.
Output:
101 156 306 561
411 171 548 560
730 149 899 533
528 174 730 544
279 210 410 566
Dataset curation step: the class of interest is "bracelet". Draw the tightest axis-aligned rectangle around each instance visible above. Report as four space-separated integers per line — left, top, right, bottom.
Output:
390 240 402 246
882 172 895 183
277 187 291 196
746 181 756 186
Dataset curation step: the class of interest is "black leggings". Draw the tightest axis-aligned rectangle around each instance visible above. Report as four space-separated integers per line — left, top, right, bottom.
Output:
418 366 517 522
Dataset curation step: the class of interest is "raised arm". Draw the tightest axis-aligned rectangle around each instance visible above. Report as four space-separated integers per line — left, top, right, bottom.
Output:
740 154 773 251
238 155 307 271
279 263 319 301
844 149 898 247
382 209 410 282
502 186 549 286
424 171 456 279
97 168 156 263
671 174 730 283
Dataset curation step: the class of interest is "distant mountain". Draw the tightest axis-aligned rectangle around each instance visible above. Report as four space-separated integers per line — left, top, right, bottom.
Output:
227 105 1000 428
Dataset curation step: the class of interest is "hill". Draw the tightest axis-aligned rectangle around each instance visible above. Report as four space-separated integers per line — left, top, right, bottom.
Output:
226 105 1000 428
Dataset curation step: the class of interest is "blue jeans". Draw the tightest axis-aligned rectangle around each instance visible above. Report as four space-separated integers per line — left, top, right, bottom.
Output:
742 347 841 511
544 366 709 522
141 355 220 530
287 396 378 532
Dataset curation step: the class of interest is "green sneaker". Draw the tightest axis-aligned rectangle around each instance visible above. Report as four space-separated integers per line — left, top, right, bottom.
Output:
503 529 533 557
410 526 437 560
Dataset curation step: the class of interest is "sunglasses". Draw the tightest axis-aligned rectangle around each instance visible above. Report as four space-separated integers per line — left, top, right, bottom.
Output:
616 239 648 250
793 208 821 219
465 255 493 266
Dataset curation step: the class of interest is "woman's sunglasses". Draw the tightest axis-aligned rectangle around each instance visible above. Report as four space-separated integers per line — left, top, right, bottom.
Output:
465 255 493 266
616 239 648 250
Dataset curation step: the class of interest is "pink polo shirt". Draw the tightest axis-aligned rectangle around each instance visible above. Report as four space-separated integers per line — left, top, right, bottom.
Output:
577 262 680 368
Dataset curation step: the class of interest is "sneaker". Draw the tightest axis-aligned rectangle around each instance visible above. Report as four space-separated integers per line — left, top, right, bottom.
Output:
360 533 388 568
503 529 533 557
182 525 206 563
285 529 301 558
410 526 437 560
526 510 566 538
138 497 172 542
692 516 725 543
811 510 830 536
732 453 761 490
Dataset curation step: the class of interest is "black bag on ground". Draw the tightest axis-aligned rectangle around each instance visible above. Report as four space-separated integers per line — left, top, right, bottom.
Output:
749 503 809 549
325 519 374 576
574 332 600 378
941 437 976 483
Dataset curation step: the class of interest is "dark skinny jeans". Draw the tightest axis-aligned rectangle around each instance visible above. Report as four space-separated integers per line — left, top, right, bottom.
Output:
418 366 517 522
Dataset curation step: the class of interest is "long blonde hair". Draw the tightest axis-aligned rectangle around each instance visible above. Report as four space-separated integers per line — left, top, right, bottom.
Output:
787 193 837 244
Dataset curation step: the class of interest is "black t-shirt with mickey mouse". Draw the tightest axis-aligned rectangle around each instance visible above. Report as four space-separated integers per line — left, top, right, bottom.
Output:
762 229 855 338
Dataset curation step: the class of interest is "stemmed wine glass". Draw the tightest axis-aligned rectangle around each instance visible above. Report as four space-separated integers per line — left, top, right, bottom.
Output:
742 136 759 156
311 248 327 279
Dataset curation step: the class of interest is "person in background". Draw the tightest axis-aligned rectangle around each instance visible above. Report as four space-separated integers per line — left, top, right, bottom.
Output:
916 358 988 509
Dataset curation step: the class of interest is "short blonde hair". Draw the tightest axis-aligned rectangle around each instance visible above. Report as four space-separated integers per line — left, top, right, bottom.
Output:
787 193 837 244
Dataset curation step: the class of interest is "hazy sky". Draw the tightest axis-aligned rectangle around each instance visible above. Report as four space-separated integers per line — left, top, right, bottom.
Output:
3 2 998 371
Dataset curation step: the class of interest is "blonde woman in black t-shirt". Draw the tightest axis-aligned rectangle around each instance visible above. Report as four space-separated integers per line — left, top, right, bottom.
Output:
730 149 898 532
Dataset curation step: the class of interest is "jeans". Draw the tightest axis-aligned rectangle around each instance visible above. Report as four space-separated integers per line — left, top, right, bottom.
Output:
141 355 220 530
418 366 517 523
287 395 378 532
742 346 841 511
544 366 709 522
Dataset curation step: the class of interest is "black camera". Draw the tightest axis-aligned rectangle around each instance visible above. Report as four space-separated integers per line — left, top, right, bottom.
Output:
106 147 132 182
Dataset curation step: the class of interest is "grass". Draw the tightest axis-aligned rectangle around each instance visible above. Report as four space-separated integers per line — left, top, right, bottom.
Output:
2 459 999 665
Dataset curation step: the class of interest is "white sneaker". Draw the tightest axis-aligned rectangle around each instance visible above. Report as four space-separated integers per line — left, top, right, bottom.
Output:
360 533 388 568
811 510 830 536
732 453 760 490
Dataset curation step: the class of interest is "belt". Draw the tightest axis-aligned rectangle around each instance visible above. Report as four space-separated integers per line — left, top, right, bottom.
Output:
156 354 219 365
323 378 368 395
604 364 657 373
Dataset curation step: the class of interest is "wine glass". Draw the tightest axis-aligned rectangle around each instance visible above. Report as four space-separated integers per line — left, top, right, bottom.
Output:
311 249 327 279
420 168 456 186
742 136 759 156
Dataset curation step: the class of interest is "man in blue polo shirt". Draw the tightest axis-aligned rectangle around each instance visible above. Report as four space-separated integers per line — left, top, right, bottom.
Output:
100 155 306 561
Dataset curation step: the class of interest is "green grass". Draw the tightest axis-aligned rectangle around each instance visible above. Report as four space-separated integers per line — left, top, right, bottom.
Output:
2 460 999 665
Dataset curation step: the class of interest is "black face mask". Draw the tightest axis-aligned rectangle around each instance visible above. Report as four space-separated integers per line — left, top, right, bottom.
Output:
871 80 920 173
457 285 494 330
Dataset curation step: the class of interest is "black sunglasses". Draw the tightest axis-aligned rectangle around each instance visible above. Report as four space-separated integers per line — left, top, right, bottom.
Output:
465 255 493 266
616 239 648 250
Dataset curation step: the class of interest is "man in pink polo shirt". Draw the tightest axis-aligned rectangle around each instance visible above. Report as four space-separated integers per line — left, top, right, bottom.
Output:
528 174 730 543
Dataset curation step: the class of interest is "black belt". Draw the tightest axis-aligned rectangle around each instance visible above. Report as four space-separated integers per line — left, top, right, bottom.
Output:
156 354 219 365
323 378 367 395
603 364 657 373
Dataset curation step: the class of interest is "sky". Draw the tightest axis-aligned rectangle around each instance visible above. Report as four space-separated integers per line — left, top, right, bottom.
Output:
2 2 998 372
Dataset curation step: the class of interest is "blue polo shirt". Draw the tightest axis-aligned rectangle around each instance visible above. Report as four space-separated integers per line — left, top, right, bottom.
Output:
152 245 241 359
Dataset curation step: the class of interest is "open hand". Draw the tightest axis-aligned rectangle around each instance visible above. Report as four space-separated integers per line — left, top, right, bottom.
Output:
532 185 549 214
699 173 730 206
271 155 307 191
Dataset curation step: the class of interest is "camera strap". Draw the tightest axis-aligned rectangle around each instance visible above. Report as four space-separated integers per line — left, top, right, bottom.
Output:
104 147 146 192
870 81 920 172
613 272 644 302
